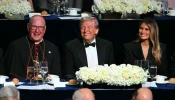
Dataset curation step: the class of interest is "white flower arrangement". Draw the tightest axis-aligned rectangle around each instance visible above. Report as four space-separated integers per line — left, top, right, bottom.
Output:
92 0 162 15
76 64 147 86
0 0 32 15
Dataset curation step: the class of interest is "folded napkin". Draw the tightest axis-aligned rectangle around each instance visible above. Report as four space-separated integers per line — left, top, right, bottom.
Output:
142 81 157 88
17 84 55 90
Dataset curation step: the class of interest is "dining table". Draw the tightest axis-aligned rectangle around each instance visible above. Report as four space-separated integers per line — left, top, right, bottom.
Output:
0 78 175 100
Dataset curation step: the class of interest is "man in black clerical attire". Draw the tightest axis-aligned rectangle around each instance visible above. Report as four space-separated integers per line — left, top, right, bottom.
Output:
4 15 61 78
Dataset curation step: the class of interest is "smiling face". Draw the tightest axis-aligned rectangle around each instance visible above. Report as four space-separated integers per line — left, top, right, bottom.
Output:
27 16 46 42
80 19 99 43
139 22 150 41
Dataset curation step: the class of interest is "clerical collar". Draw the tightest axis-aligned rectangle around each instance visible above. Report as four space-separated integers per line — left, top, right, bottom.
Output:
35 38 43 44
27 35 43 44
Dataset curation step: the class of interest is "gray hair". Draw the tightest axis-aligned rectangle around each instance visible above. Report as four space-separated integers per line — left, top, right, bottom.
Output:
72 90 83 100
28 15 46 26
72 88 95 100
80 17 99 29
0 86 20 100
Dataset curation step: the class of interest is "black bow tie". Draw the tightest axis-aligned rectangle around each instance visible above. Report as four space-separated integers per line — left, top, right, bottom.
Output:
84 42 96 47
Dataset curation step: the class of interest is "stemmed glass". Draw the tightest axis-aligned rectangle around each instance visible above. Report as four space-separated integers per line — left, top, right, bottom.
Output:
40 61 49 84
51 0 61 15
149 65 157 81
62 0 68 15
27 66 35 83
141 60 149 74
134 60 149 74
34 62 40 84
134 60 142 66
161 1 168 15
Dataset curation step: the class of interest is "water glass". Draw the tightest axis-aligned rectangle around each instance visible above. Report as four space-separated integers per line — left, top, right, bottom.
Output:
134 60 142 66
62 0 68 15
34 67 40 84
149 65 157 81
40 61 49 84
141 60 149 73
134 60 149 74
27 66 35 83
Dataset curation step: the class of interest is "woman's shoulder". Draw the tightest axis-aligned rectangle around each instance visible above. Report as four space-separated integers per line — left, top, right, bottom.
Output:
124 42 139 47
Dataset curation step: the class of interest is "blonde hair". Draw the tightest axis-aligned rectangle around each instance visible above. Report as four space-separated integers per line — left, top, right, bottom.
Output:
80 17 99 29
135 18 161 67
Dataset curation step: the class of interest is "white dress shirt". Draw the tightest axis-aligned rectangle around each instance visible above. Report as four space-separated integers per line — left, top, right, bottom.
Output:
84 39 98 67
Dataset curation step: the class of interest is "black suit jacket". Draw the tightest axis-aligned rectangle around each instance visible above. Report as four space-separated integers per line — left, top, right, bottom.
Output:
169 52 175 77
0 48 4 75
124 42 167 76
62 37 115 77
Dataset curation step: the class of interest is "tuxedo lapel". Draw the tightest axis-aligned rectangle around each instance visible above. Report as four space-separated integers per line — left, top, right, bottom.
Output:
77 39 88 66
96 38 105 65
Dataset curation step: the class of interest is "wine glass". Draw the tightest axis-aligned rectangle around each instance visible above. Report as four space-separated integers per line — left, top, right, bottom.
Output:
62 0 68 15
40 61 49 84
141 60 149 74
134 60 142 66
34 64 40 84
161 1 168 15
149 65 157 81
51 0 61 15
27 66 35 83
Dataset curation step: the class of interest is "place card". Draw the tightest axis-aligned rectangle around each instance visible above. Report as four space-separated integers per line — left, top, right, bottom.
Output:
54 82 66 87
142 81 157 87
29 13 41 18
3 82 15 87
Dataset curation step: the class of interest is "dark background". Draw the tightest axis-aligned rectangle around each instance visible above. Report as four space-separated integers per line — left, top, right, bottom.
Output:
0 19 174 65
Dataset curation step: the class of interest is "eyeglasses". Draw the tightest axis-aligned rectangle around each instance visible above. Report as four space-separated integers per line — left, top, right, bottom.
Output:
30 25 45 30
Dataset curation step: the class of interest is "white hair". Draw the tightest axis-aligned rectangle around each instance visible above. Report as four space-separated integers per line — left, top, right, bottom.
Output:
0 86 20 100
72 90 83 100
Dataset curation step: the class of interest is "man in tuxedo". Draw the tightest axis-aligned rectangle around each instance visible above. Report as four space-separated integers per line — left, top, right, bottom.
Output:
62 17 115 78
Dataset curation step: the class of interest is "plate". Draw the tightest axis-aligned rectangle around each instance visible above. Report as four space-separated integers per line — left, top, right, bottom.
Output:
41 14 50 16
48 81 69 85
67 8 81 11
66 83 78 85
15 82 24 85
66 14 81 16
156 81 169 84
167 13 175 16
47 81 54 85
0 75 9 79
155 75 167 79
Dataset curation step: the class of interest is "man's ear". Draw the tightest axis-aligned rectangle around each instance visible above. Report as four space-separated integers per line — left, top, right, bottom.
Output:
132 96 136 100
95 28 99 35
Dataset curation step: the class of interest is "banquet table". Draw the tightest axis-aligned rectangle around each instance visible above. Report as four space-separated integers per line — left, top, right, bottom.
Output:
1 14 175 20
23 14 175 20
0 78 175 100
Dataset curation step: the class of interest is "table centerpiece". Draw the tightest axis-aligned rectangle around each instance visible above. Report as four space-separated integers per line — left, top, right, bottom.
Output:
76 64 147 88
0 0 32 20
91 0 162 19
